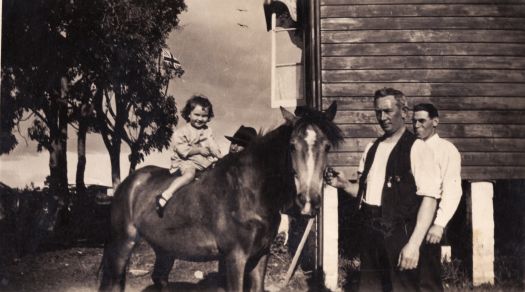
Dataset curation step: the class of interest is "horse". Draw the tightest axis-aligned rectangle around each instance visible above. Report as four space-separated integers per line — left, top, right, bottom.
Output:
99 102 343 291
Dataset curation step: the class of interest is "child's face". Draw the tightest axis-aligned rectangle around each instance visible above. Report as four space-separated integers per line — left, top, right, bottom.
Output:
188 105 210 129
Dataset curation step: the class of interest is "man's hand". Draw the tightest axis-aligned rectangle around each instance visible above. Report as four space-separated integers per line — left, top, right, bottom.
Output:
425 224 444 244
324 168 346 188
324 167 358 197
398 242 420 270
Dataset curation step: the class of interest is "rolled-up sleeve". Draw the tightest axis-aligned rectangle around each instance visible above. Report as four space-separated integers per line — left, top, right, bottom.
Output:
410 140 441 199
434 144 462 227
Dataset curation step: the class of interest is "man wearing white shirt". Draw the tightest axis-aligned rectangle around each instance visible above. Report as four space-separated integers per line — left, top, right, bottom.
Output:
325 88 441 291
412 103 462 291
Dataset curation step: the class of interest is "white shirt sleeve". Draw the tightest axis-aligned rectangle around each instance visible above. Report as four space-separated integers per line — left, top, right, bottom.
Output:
410 140 441 199
434 144 462 227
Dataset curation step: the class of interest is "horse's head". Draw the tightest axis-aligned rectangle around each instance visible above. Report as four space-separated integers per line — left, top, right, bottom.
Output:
281 102 343 216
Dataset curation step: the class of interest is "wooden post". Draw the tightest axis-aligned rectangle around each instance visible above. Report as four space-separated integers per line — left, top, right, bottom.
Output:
469 181 495 286
284 218 314 286
322 185 338 291
270 12 276 108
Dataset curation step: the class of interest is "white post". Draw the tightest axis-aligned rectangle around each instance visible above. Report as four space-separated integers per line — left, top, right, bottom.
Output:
469 181 495 286
270 12 276 108
322 185 338 291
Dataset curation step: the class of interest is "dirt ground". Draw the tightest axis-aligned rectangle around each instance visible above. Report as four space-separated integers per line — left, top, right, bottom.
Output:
2 242 311 292
1 234 312 292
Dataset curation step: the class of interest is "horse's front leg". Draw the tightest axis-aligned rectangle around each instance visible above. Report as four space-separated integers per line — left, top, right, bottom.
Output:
247 253 269 292
224 248 248 291
151 248 175 289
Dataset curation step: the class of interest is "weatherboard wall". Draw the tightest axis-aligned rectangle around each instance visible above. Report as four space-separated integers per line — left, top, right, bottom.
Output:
319 0 525 180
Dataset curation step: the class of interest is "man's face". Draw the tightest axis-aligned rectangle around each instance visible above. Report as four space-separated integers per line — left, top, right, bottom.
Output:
374 95 407 136
412 110 438 140
229 143 245 153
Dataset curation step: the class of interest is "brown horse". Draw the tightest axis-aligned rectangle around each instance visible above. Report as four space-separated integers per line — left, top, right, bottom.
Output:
99 103 343 291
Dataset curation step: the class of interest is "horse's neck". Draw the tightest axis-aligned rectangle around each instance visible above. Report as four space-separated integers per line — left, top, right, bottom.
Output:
256 126 291 174
251 126 295 210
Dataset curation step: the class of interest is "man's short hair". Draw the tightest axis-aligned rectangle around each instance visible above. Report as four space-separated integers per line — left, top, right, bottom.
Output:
413 103 439 118
374 88 408 110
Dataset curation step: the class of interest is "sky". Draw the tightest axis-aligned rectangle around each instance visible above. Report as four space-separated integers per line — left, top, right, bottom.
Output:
0 0 288 188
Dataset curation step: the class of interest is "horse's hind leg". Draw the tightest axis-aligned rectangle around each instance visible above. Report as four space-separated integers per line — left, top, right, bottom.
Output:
151 249 175 289
99 226 138 292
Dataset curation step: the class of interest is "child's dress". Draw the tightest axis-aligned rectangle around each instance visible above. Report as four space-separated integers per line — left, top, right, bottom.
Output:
170 123 221 174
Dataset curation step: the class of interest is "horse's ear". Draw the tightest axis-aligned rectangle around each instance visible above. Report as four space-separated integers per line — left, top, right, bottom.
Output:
280 106 297 125
324 101 337 121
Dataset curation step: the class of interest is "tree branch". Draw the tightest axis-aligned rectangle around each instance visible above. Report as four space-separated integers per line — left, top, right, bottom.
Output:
19 111 35 122
15 121 29 146
104 90 117 120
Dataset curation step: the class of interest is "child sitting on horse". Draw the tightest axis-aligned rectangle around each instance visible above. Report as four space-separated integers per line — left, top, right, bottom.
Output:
155 95 221 217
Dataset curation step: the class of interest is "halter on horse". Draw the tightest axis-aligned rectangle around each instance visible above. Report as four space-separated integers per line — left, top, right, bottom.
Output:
99 102 342 291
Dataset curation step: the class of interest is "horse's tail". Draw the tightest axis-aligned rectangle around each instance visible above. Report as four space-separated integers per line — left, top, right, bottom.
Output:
97 167 161 291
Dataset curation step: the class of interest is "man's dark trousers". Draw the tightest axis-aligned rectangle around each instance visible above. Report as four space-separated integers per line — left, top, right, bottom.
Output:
358 204 419 292
418 242 443 291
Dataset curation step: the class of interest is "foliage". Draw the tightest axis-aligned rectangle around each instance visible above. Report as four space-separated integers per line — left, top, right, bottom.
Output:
442 258 469 289
0 69 24 154
1 0 186 188
68 0 186 183
2 0 72 151
2 0 74 198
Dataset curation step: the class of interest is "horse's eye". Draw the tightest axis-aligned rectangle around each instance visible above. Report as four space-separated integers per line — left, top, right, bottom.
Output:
325 145 331 152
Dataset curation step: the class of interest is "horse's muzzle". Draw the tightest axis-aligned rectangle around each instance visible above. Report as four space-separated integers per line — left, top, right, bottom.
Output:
297 194 321 217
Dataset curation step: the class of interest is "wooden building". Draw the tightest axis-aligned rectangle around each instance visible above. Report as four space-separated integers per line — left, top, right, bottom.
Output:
265 0 525 289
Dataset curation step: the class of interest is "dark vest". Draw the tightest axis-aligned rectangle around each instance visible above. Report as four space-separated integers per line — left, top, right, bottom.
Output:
358 130 421 226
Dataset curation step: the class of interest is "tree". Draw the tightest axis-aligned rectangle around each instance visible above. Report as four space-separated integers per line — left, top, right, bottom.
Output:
2 0 74 199
2 0 186 191
67 79 97 191
69 0 186 188
0 69 24 155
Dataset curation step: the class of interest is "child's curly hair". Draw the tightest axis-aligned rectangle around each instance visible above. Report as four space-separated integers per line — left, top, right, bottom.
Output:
181 95 215 122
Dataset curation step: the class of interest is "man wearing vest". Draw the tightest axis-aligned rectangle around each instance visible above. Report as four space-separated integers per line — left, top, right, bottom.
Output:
325 88 441 291
413 103 462 292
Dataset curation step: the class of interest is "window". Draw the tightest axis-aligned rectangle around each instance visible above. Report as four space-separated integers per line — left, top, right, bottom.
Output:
266 1 306 108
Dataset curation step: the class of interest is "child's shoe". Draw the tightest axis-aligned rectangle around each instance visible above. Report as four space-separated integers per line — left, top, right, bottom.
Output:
155 195 166 218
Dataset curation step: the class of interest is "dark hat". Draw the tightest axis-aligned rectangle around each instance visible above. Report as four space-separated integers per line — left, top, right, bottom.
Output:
225 125 257 147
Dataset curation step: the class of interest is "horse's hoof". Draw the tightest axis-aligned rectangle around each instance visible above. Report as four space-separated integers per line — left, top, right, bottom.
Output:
152 279 168 290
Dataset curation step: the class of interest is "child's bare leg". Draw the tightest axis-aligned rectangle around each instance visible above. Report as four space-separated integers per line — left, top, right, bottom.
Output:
160 168 196 202
155 167 196 217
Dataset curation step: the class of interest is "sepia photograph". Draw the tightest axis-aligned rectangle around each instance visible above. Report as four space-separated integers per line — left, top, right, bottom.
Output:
1 0 524 291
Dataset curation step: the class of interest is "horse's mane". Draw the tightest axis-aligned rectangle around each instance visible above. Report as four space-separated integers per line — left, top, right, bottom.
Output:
293 106 344 147
250 106 344 147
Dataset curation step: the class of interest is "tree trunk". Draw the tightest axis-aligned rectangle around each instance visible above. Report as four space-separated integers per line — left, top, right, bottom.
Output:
128 146 139 175
129 156 137 175
109 142 121 189
48 138 68 196
48 76 69 201
76 121 87 191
